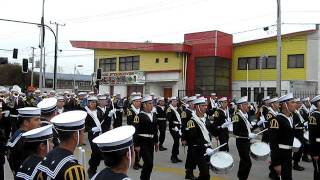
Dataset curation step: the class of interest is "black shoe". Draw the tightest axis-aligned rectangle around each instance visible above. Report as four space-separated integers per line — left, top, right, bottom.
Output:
87 168 96 179
133 165 140 170
185 170 195 180
159 146 167 151
293 164 305 171
176 157 183 162
171 157 182 163
302 156 312 162
268 172 279 180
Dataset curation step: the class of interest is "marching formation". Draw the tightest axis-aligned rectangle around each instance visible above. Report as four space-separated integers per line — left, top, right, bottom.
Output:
0 85 319 180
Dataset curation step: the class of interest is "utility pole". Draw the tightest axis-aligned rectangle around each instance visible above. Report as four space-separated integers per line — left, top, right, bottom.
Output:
31 47 36 86
50 21 65 90
39 0 45 92
276 0 282 96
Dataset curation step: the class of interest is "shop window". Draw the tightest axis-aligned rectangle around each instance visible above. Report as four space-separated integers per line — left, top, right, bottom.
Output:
99 58 116 72
266 56 276 69
267 87 277 97
119 56 140 71
164 58 168 63
288 54 304 68
155 58 159 63
241 87 251 102
238 58 247 70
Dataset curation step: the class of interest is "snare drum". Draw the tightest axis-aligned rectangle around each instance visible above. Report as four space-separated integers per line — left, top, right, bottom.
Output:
250 142 270 161
210 151 234 174
228 123 233 132
292 137 301 153
303 131 309 141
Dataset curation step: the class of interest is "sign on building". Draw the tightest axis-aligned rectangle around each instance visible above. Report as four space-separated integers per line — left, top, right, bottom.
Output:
100 71 145 85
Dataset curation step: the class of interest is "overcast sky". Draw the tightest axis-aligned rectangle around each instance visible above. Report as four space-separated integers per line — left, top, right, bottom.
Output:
0 0 319 75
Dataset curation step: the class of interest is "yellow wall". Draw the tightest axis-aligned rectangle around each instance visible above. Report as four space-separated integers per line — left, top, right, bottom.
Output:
95 49 183 72
232 35 307 81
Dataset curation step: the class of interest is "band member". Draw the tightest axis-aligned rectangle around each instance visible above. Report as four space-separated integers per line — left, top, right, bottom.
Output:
133 96 159 180
155 97 167 151
207 93 218 116
6 85 25 134
259 96 271 143
37 97 61 147
48 90 56 98
15 125 53 180
114 93 124 128
269 93 295 180
64 91 76 111
76 92 88 110
0 102 8 180
34 90 43 105
7 107 41 175
300 97 312 162
166 96 182 163
213 97 232 152
292 98 306 171
56 96 66 114
185 96 214 180
181 96 197 179
91 125 135 180
126 95 142 170
97 95 113 132
233 96 258 180
309 95 320 180
35 111 86 180
85 96 104 178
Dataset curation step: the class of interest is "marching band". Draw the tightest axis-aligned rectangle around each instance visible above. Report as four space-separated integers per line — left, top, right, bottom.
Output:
0 85 317 180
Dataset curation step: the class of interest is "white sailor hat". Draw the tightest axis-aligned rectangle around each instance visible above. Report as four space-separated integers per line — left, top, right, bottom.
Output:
195 94 201 97
187 96 197 102
142 96 152 103
98 95 107 100
87 96 98 101
22 124 53 142
78 92 87 96
34 89 41 93
18 107 41 118
56 96 65 101
63 91 70 94
132 96 142 101
88 91 94 95
170 96 178 101
302 97 310 102
37 97 57 114
93 125 135 152
236 96 248 104
193 97 207 105
51 110 87 131
11 85 21 93
49 90 56 94
311 95 320 103
211 93 216 96
278 93 294 103
158 97 165 101
294 98 301 103
267 97 279 104
150 92 155 96
262 96 270 102
218 97 227 102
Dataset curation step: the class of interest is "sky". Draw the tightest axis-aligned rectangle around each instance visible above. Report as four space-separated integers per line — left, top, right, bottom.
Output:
0 0 319 75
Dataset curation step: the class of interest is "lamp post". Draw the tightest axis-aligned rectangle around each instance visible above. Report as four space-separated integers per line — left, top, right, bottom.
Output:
73 64 83 92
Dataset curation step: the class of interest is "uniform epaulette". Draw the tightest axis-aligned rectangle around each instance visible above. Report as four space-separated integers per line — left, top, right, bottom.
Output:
127 110 132 116
166 108 171 113
270 119 279 129
232 115 239 122
64 164 85 180
214 111 219 118
187 120 195 129
181 111 187 118
133 116 139 123
309 115 317 125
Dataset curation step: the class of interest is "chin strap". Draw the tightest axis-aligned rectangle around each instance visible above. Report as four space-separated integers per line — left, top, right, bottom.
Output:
128 147 132 169
76 130 80 147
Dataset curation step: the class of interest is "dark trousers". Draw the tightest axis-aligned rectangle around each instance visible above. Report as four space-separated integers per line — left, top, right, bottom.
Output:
193 146 210 180
113 112 123 128
312 158 320 180
134 148 141 166
158 121 166 146
0 154 4 180
170 130 180 157
280 151 293 180
140 143 154 180
88 132 102 172
236 139 252 180
293 132 305 165
185 145 196 170
218 130 229 152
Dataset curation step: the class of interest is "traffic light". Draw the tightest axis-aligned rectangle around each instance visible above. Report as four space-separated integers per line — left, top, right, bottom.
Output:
22 58 28 73
96 68 102 80
13 48 18 59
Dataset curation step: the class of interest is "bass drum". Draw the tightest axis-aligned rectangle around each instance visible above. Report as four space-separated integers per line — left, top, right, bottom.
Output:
250 142 270 161
292 137 301 153
210 151 234 174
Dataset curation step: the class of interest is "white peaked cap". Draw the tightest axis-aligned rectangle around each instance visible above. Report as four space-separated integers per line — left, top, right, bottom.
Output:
22 125 53 142
51 110 87 131
193 97 207 105
142 96 152 103
18 107 41 117
218 97 227 102
37 98 57 113
311 95 320 103
236 96 248 104
278 93 294 103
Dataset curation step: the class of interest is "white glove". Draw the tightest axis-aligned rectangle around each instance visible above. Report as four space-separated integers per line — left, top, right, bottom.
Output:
108 109 116 117
248 133 257 139
205 148 215 156
179 130 182 136
221 121 232 128
304 121 308 128
174 126 179 132
120 108 123 113
257 120 267 126
91 127 100 134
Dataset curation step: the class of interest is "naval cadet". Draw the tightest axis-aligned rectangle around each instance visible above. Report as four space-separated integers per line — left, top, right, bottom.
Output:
7 107 41 175
56 96 66 114
155 97 167 151
15 125 53 180
35 110 86 180
133 96 159 180
269 93 295 180
91 125 135 180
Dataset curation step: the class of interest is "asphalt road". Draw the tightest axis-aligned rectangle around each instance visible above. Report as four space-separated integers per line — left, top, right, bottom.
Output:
4 126 314 180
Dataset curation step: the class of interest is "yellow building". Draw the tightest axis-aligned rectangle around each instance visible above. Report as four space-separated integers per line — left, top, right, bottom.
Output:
232 29 320 101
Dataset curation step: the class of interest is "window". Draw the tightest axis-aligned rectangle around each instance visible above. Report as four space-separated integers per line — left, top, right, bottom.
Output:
248 57 257 70
254 87 264 102
241 87 251 102
238 57 258 70
155 58 159 63
266 56 276 69
99 58 116 72
164 58 168 63
238 58 247 70
288 54 304 68
267 87 277 97
119 56 140 71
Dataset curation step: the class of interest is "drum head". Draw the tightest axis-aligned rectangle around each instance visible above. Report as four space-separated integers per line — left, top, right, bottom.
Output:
250 142 270 157
210 152 233 169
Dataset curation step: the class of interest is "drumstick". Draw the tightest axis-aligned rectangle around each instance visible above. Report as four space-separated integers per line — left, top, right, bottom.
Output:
256 128 268 135
204 143 227 156
111 98 117 119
